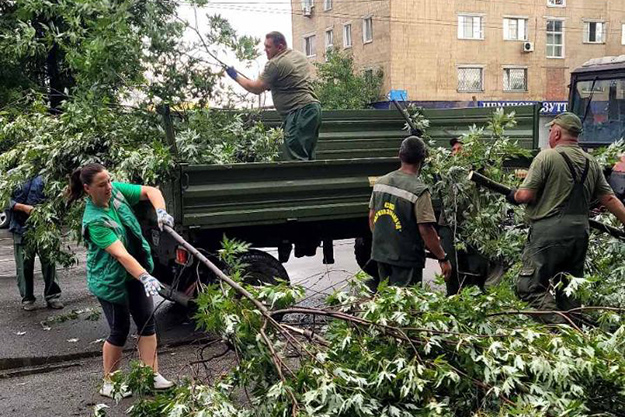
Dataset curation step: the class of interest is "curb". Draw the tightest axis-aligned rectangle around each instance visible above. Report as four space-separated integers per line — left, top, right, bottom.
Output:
0 336 216 374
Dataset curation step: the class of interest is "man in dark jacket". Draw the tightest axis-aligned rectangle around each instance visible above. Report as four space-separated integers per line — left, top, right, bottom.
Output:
9 175 63 310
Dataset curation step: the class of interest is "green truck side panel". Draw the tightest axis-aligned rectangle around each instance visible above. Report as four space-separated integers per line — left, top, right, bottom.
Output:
179 158 398 228
261 105 539 159
174 105 539 229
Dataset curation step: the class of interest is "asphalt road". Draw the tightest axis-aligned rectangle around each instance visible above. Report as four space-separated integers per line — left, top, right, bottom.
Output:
0 229 441 416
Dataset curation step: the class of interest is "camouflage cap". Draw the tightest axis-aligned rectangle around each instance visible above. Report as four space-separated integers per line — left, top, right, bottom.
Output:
546 112 583 135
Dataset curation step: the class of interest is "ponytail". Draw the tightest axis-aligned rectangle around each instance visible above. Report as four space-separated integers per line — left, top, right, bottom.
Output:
65 163 106 205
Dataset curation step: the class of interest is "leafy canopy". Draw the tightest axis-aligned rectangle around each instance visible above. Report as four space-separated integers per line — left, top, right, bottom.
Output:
313 49 383 110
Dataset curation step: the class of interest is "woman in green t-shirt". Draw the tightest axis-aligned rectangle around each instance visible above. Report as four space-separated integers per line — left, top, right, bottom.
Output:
67 163 175 398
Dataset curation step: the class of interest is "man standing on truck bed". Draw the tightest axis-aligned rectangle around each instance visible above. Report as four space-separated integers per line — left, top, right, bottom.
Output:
368 136 452 290
507 112 625 324
226 31 322 161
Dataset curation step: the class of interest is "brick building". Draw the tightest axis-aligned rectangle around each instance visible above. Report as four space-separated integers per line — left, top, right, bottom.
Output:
292 0 625 106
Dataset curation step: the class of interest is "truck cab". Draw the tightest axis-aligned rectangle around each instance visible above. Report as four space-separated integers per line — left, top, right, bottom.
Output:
569 55 625 200
569 55 625 148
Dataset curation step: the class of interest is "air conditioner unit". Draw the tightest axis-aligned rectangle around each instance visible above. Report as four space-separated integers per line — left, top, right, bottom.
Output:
303 6 312 17
523 41 534 52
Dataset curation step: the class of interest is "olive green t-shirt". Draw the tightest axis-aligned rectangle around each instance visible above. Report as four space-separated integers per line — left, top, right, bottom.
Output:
259 49 319 116
520 144 614 221
88 182 142 250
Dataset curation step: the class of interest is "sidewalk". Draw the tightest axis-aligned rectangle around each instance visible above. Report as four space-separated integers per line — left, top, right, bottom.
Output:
0 230 204 373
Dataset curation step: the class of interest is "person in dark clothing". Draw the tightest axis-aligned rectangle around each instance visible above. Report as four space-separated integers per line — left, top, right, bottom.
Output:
9 175 62 311
368 136 452 289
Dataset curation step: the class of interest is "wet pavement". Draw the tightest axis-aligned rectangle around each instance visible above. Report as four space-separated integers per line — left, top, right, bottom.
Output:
0 229 440 416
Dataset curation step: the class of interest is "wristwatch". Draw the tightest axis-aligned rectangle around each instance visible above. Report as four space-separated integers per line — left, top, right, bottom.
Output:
437 254 449 263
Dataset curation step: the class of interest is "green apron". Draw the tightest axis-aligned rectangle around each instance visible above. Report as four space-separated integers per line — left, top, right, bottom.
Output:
516 150 590 324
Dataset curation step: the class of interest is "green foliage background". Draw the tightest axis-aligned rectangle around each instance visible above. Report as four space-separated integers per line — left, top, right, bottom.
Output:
313 49 383 110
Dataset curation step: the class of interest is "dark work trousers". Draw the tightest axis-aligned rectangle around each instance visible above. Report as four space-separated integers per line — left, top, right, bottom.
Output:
282 102 322 161
438 226 488 296
516 152 590 325
373 262 423 291
13 233 61 303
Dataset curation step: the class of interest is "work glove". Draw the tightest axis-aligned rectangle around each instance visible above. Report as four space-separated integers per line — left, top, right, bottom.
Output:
506 188 519 205
156 208 174 231
225 66 238 80
139 272 162 297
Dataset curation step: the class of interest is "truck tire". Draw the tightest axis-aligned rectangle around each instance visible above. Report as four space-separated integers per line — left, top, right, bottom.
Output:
238 249 290 286
354 237 379 279
0 210 10 229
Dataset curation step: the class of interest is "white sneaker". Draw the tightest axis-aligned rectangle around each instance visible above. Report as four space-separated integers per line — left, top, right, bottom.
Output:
99 379 132 399
153 373 174 390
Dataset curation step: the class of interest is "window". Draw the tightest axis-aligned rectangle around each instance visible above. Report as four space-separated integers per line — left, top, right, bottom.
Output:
302 0 314 8
304 35 316 57
503 67 528 92
547 0 565 6
503 18 528 40
546 20 564 58
622 24 625 45
584 21 606 43
325 28 333 50
458 15 484 40
323 0 332 11
363 17 373 43
343 23 352 48
457 67 484 92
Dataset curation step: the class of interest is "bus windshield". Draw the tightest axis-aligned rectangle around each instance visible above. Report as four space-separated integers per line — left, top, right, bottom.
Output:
571 78 625 145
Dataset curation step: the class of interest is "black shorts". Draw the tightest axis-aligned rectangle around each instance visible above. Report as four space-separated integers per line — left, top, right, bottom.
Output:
98 279 156 347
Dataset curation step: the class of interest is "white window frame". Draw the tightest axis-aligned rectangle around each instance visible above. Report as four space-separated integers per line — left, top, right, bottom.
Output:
546 18 565 59
503 66 528 92
303 34 316 58
325 28 333 51
302 0 314 8
583 20 607 44
503 17 528 41
458 14 485 40
622 23 625 45
363 16 373 44
457 65 484 93
547 0 565 7
343 22 352 48
323 0 332 11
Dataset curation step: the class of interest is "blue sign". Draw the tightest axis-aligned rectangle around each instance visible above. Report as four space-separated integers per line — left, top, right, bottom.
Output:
478 101 568 116
388 89 408 101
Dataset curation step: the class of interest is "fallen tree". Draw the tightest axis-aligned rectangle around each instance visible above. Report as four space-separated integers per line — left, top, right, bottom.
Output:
105 111 625 417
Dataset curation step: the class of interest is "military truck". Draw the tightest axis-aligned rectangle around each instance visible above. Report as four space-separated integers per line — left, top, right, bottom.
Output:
140 106 539 306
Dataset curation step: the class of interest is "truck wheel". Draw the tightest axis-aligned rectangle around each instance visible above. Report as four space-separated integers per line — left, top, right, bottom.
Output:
0 210 10 229
354 237 379 279
238 249 290 286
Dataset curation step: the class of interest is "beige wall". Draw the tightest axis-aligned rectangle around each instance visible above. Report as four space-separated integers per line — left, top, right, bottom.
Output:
292 0 625 103
291 0 391 93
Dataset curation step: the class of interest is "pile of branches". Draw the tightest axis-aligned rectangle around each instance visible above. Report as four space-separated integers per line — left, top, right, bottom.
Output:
109 112 625 417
